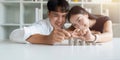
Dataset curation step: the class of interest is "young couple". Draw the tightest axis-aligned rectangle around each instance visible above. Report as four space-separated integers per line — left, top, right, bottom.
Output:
10 0 113 45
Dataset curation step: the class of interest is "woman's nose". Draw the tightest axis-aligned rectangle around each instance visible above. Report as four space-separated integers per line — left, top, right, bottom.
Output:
77 23 85 29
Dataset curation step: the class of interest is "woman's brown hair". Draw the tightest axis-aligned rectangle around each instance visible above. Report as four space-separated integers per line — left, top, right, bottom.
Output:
67 6 97 22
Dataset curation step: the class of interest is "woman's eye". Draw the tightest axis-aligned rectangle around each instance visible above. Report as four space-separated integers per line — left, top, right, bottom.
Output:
84 24 88 28
78 20 80 22
84 24 87 27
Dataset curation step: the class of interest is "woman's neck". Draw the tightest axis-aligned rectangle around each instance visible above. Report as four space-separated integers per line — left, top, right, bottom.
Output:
89 19 96 28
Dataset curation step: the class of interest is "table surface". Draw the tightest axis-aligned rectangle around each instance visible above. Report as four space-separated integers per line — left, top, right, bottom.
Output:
0 38 120 60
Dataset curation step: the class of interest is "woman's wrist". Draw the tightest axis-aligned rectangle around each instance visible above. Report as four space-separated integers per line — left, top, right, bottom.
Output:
92 34 99 42
90 34 95 41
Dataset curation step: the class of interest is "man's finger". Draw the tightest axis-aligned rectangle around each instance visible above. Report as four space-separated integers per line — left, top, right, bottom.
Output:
57 32 65 37
62 29 71 37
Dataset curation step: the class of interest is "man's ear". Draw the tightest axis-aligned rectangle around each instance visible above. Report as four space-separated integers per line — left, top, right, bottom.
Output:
48 11 50 17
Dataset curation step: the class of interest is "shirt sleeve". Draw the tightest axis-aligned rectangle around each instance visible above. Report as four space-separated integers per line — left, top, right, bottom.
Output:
103 16 110 20
23 24 41 41
9 20 52 43
23 22 51 41
9 28 29 43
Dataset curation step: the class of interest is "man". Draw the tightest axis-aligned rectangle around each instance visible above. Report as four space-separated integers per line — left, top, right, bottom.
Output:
10 0 71 45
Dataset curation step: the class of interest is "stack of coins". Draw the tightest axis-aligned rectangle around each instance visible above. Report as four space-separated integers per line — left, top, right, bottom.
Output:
68 37 74 46
68 38 98 46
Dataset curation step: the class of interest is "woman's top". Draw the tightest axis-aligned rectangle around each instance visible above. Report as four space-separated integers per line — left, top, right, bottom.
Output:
90 16 110 33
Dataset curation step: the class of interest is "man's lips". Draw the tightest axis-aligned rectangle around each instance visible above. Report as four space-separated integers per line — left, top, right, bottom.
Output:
55 23 62 27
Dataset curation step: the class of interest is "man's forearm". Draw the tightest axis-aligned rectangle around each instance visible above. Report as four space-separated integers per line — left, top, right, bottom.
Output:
26 34 53 45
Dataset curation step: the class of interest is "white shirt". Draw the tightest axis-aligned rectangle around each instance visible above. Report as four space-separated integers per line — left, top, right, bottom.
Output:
9 18 53 43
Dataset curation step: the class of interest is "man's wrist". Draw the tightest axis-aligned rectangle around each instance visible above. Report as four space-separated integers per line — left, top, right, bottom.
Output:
45 35 54 45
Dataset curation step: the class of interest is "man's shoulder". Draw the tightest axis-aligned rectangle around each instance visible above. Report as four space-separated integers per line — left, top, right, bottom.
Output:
36 18 49 24
23 18 53 36
33 18 52 29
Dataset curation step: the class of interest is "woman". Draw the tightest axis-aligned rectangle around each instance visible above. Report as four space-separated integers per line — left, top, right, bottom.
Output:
67 6 113 43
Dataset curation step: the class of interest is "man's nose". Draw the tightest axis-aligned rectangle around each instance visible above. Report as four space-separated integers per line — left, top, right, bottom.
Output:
58 17 63 22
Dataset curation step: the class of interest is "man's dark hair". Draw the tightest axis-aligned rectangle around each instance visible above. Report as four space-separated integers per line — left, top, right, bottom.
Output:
47 0 69 13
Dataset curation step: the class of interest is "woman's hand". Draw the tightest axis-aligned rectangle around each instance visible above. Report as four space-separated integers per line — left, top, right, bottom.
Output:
72 28 95 41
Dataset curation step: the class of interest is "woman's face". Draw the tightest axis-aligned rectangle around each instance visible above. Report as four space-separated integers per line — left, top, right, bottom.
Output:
70 14 89 29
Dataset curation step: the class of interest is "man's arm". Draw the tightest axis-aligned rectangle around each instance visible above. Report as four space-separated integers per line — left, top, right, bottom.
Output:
26 28 71 45
26 34 53 45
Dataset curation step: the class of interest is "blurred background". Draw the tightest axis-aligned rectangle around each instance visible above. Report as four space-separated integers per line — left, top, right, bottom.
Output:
0 0 120 41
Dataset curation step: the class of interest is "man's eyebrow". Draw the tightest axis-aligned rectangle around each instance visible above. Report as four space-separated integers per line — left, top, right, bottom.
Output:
52 12 58 15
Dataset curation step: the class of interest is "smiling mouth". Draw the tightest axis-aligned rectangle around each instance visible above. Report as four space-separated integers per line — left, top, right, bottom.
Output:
57 24 62 27
55 23 63 28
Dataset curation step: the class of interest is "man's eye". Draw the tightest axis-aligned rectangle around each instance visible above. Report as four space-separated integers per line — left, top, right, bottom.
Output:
53 15 58 17
52 13 58 17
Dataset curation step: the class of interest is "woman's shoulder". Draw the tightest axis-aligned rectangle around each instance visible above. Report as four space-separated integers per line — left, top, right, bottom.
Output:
95 15 110 20
90 15 110 33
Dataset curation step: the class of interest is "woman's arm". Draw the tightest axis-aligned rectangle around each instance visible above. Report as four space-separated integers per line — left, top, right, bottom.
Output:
95 20 113 43
66 20 113 43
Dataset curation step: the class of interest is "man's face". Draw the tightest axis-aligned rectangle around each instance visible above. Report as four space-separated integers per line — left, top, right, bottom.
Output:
48 11 67 29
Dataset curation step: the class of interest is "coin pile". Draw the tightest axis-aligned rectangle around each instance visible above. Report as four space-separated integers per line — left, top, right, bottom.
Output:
68 38 97 46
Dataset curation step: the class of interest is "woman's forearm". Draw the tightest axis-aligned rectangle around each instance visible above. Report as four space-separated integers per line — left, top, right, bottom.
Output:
95 32 113 43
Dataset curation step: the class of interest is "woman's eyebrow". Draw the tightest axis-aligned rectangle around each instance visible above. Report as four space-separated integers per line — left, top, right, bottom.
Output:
76 17 80 22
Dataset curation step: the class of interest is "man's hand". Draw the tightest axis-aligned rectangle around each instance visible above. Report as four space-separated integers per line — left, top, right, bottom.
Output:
48 28 71 44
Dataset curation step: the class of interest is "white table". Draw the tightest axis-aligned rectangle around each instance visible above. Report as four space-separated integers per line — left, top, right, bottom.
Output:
0 38 120 60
